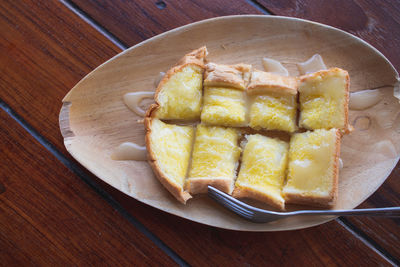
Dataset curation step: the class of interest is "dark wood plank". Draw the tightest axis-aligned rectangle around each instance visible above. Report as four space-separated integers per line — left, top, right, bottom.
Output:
0 0 120 153
0 110 175 266
70 0 263 46
257 0 400 71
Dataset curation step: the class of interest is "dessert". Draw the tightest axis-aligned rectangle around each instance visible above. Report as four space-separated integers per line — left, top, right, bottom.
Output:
142 46 350 209
298 68 350 132
152 46 207 120
186 124 241 194
145 118 194 203
283 129 341 207
247 70 298 132
233 134 289 210
201 63 251 127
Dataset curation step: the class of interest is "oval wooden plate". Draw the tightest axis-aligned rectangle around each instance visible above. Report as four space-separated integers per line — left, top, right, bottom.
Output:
60 15 400 231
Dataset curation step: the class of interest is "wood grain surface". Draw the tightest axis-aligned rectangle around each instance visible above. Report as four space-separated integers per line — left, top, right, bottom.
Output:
0 0 120 153
0 110 175 266
0 0 399 265
69 0 263 46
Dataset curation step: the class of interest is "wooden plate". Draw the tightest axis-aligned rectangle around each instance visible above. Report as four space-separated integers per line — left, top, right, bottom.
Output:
59 15 400 231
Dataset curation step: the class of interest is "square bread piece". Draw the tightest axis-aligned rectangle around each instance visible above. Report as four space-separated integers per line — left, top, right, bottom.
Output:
200 63 251 127
186 124 241 194
283 129 341 207
298 68 349 131
145 118 194 204
201 87 247 127
154 46 207 120
232 134 289 210
247 70 298 132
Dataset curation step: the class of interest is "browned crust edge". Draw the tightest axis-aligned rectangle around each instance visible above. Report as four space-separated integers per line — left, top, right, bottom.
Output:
284 129 341 208
144 113 192 204
203 63 252 90
186 177 234 195
152 46 208 118
232 186 285 210
247 70 298 96
298 68 351 134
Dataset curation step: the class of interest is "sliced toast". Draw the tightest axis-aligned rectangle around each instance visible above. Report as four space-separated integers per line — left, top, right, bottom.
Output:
233 134 289 210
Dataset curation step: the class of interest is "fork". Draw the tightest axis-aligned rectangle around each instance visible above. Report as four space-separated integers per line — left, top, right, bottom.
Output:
208 186 400 223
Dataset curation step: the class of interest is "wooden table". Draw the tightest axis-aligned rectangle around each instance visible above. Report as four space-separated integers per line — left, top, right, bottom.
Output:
1 1 399 266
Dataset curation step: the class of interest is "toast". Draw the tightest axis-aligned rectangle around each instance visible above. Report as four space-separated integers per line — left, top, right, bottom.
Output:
145 117 194 203
282 129 341 207
186 124 241 194
247 70 298 132
233 134 289 210
201 63 251 127
153 46 208 120
298 68 350 132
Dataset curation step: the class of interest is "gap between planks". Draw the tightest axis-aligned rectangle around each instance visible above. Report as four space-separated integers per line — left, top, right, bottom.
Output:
0 99 189 267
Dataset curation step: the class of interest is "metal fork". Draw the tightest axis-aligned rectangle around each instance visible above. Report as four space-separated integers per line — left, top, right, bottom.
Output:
208 186 400 223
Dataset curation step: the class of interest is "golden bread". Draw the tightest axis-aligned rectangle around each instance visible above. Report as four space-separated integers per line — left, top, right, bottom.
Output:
153 46 207 120
143 47 349 208
247 70 298 132
145 117 194 203
201 87 247 127
233 134 289 210
283 129 341 207
186 124 241 194
298 68 350 132
203 63 252 90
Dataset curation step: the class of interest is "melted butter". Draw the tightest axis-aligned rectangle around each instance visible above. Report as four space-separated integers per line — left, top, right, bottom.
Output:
262 58 289 76
289 142 333 191
339 158 343 169
297 54 327 75
123 92 155 116
349 89 382 110
111 142 147 161
154 71 166 87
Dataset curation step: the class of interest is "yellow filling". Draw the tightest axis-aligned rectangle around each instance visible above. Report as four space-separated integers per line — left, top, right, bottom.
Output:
155 65 203 120
299 69 347 129
149 119 194 186
236 134 288 203
188 125 241 180
249 94 297 132
201 87 246 126
283 129 336 197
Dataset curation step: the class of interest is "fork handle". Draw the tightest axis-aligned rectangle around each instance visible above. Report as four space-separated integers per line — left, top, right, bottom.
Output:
292 207 400 217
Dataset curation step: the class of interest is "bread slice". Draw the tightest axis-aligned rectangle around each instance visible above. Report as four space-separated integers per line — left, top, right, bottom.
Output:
203 63 252 90
200 63 251 127
298 68 350 132
186 124 241 194
282 129 341 207
145 117 194 204
153 46 208 120
201 87 247 127
247 70 298 132
232 134 289 210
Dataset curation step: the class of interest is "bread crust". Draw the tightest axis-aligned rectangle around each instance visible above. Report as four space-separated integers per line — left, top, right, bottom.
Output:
247 70 298 96
298 68 351 134
232 187 285 210
186 177 234 195
204 63 252 90
284 129 341 208
152 46 208 118
144 112 192 204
